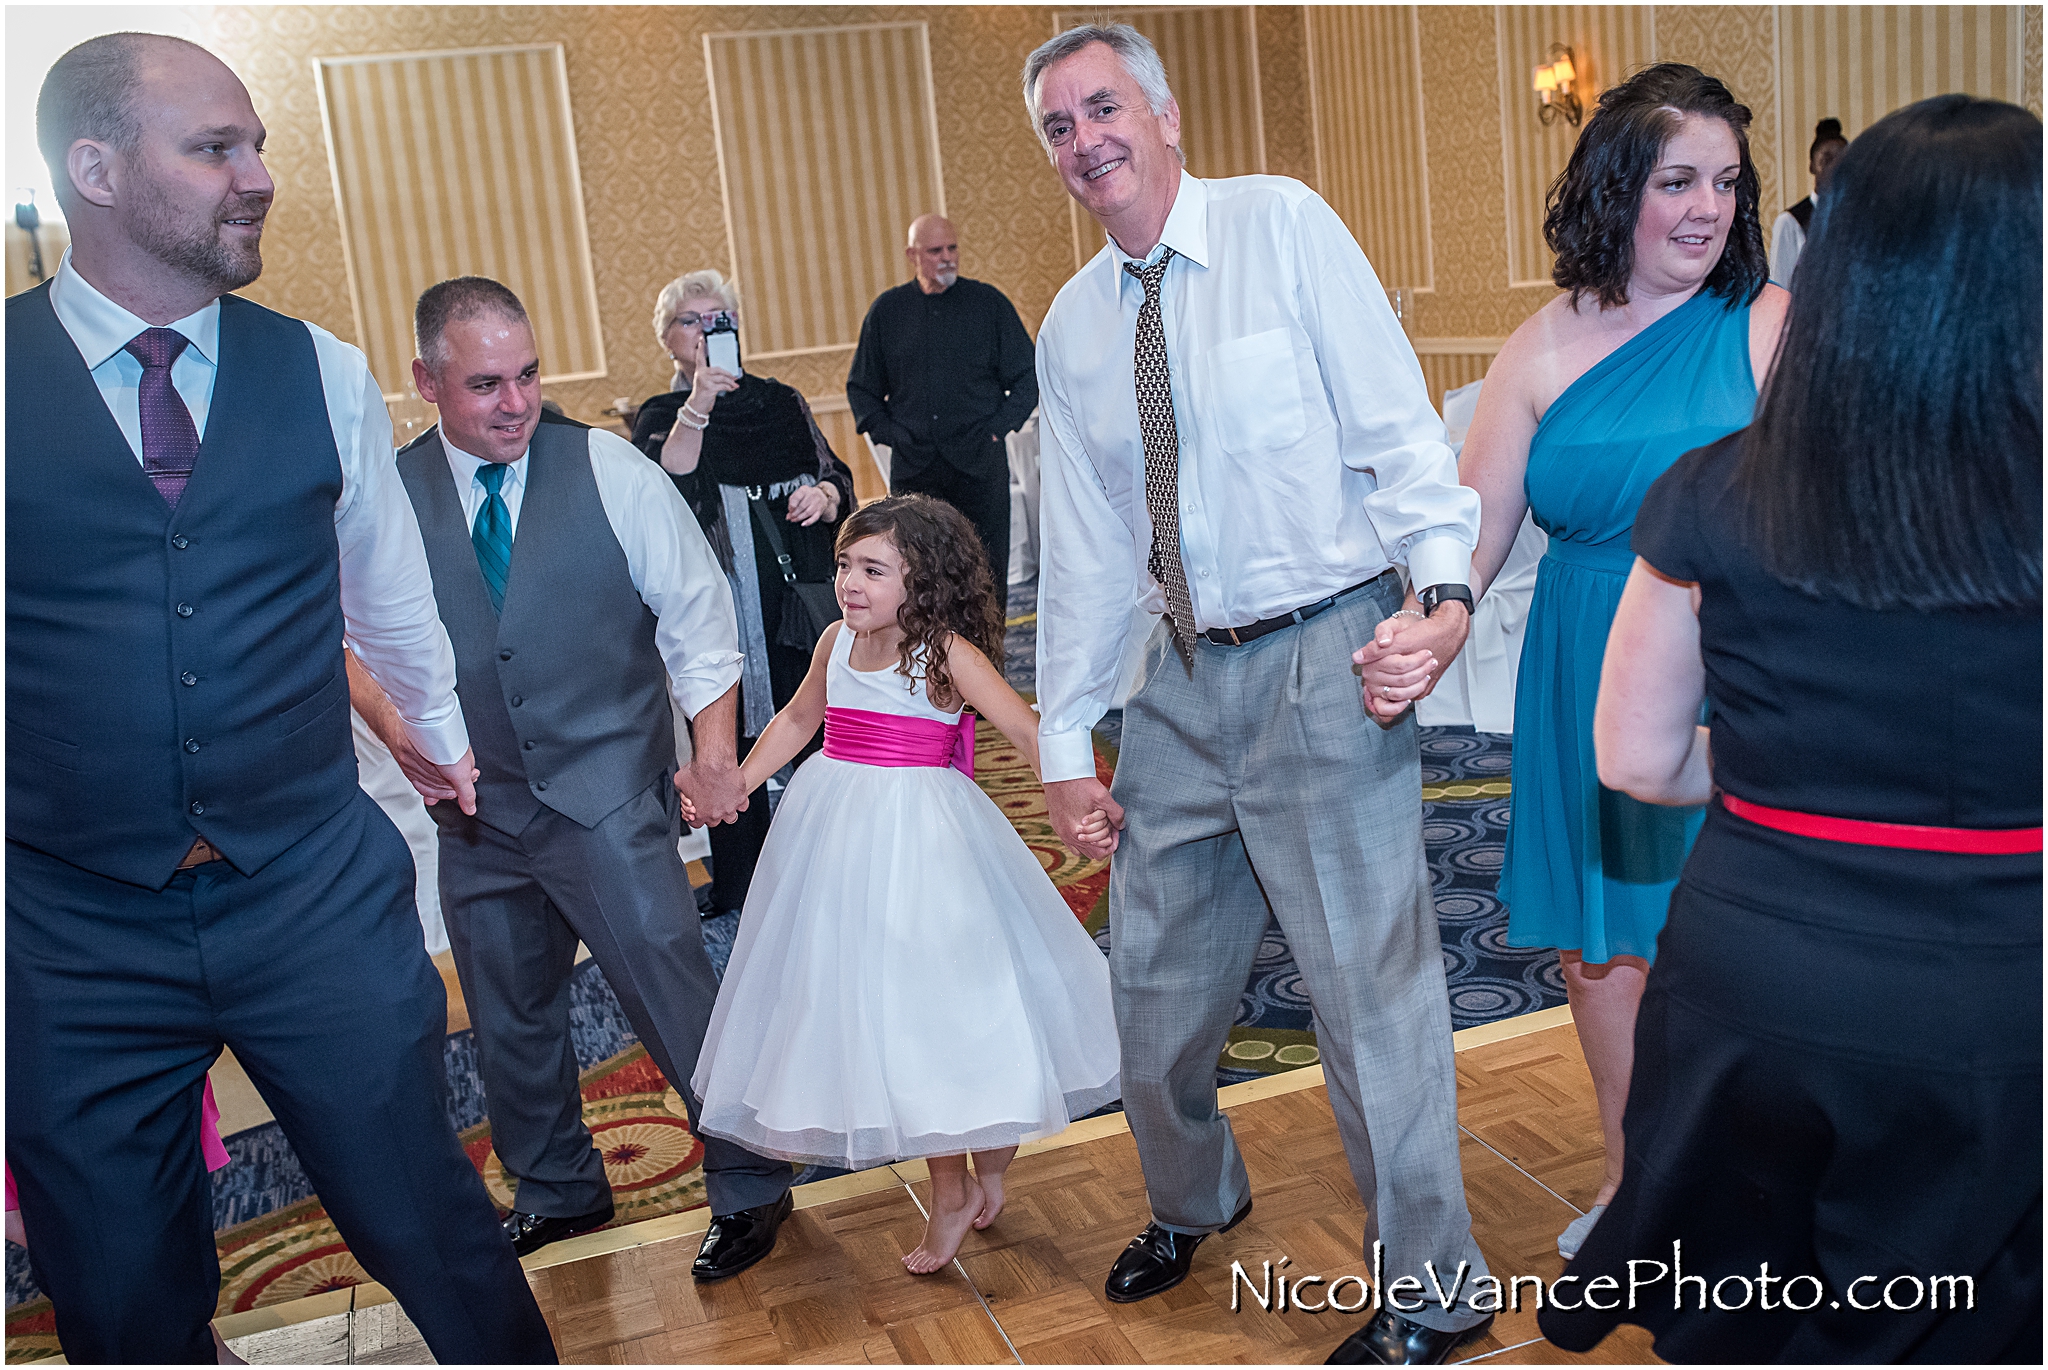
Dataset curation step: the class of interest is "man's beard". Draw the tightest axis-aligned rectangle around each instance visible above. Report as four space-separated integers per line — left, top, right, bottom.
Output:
935 267 959 289
128 178 266 294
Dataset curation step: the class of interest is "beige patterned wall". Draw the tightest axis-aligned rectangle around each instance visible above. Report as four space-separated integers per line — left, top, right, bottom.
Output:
1495 5 1659 287
704 22 943 361
1309 7 1433 292
1776 6 2026 207
155 6 2039 430
315 43 606 397
206 6 1080 425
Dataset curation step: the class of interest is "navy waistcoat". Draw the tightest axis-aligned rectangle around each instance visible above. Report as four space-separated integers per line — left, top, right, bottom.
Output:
397 421 673 838
6 283 358 887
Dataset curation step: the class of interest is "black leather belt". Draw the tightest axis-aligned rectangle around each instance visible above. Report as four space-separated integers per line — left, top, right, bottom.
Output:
1200 569 1396 647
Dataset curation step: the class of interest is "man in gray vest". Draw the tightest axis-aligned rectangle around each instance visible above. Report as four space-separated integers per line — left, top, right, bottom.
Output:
394 277 797 1278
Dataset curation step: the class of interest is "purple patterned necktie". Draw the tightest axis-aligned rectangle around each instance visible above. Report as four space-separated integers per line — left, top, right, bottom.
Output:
124 327 201 508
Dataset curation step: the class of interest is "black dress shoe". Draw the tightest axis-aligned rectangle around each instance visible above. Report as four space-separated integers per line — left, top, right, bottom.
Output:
1325 1309 1495 1364
1102 1197 1252 1304
692 1191 794 1281
502 1199 615 1257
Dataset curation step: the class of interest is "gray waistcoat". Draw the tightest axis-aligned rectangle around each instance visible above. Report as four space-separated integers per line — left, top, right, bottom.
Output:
397 420 672 837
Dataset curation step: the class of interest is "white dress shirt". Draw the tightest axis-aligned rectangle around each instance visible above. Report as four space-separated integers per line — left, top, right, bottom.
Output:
437 428 745 718
46 251 471 765
1032 171 1479 782
1768 207 1807 288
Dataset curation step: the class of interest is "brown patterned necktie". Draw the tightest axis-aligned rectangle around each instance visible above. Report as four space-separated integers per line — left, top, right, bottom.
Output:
1124 248 1197 661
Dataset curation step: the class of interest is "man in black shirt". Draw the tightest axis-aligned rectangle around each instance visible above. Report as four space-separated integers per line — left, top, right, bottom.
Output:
847 213 1038 589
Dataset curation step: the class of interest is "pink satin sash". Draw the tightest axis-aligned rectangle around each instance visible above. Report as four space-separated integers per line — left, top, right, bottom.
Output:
823 706 976 778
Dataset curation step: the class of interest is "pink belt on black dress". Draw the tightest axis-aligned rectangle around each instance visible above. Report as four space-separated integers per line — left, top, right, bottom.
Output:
822 707 976 778
1719 792 2042 855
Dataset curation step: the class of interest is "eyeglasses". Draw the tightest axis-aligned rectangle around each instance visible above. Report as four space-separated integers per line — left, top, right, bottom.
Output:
672 311 734 332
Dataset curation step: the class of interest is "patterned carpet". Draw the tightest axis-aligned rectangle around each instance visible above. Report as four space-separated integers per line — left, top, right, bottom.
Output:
3 581 1561 1348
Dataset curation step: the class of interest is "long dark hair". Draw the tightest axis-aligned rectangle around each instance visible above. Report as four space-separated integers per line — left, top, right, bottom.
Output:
1736 95 2041 612
835 494 1004 709
1545 63 1768 310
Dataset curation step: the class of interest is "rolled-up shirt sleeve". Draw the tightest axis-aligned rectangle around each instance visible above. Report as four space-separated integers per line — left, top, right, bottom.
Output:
1034 349 1141 784
325 340 470 765
587 429 745 718
1292 193 1477 589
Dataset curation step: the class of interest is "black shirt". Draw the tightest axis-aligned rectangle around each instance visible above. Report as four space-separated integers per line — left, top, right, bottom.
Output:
1634 431 2042 829
845 277 1038 479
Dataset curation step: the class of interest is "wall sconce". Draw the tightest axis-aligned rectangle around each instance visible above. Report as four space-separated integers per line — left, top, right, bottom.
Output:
1532 45 1581 127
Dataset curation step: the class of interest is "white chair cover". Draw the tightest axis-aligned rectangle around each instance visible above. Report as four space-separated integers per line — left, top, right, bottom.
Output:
1416 378 1546 734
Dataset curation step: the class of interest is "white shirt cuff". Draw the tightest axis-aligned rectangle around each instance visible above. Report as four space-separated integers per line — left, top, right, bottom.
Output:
405 714 471 767
1407 535 1473 599
1039 728 1099 785
673 652 745 720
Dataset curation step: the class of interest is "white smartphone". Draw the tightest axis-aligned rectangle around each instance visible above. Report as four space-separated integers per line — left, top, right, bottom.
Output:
705 318 743 376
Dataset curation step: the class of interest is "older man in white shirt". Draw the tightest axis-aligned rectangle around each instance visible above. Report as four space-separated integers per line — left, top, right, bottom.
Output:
1024 24 1493 1365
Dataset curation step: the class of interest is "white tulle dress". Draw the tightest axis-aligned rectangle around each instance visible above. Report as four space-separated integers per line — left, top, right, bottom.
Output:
689 626 1121 1169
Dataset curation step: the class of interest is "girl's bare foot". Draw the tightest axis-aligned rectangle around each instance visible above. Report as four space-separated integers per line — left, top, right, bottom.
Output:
904 1157 983 1275
969 1145 1017 1230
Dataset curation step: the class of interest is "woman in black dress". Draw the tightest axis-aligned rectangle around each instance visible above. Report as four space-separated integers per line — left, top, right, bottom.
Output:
1546 95 2040 1362
632 269 855 919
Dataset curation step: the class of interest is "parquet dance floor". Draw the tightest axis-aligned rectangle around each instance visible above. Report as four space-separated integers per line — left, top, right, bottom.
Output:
207 1018 1661 1365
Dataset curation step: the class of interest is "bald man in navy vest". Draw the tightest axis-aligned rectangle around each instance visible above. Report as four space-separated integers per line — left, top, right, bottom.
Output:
6 34 554 1362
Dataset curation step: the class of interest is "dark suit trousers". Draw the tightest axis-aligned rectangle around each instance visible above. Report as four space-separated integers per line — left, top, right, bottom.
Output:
891 453 1012 594
5 792 555 1364
435 778 793 1220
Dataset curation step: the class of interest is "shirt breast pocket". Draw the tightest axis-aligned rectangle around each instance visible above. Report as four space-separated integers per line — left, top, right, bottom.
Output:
1199 329 1307 456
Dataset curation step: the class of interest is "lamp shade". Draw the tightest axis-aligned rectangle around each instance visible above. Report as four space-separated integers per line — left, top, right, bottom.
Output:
1533 63 1557 93
1551 53 1576 86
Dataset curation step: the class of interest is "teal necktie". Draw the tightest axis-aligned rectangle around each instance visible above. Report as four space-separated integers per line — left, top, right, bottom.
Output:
472 462 513 614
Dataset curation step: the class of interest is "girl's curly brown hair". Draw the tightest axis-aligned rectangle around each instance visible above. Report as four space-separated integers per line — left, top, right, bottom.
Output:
834 494 1004 710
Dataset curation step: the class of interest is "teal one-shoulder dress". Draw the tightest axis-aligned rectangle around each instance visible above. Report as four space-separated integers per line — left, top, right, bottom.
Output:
1500 289 1757 965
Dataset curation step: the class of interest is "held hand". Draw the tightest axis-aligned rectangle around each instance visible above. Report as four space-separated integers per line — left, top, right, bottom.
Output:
1046 776 1123 860
1353 603 1470 723
686 362 741 418
785 483 839 526
427 747 480 815
676 759 751 827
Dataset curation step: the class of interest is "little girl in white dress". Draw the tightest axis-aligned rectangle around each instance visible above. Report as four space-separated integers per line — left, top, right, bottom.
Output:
684 494 1121 1274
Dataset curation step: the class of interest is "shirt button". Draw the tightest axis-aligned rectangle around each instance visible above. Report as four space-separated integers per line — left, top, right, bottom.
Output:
1200 569 1211 578
535 780 549 791
181 671 199 686
171 535 189 550
500 649 514 661
189 801 205 816
523 740 536 751
510 695 523 707
176 602 194 617
184 738 201 753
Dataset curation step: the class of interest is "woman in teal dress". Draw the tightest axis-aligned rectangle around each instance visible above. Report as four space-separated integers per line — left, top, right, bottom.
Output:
1457 65 1788 1258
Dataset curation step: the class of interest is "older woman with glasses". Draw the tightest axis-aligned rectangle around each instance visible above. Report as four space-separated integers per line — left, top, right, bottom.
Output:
632 269 855 921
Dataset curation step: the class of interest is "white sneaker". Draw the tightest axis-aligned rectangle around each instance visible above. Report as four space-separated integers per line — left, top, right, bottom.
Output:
1557 1203 1607 1260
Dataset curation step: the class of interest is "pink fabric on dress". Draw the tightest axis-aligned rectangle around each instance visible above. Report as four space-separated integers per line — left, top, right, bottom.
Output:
822 706 976 778
6 1078 230 1212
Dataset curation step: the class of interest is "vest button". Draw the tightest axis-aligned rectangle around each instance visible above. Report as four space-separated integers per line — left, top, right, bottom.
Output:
523 740 535 751
535 780 549 791
500 649 513 661
189 801 205 816
184 739 201 754
176 602 195 618
171 535 190 550
510 695 523 706
181 671 199 686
